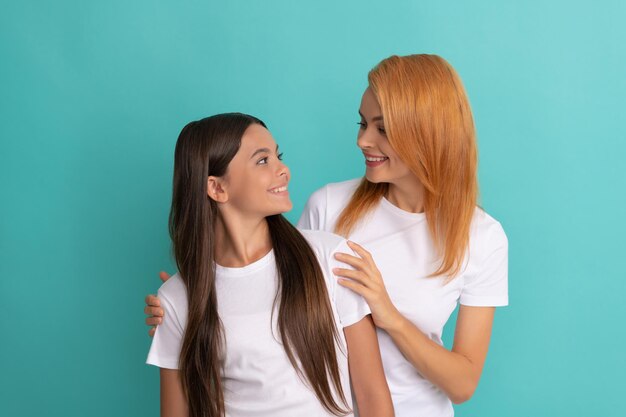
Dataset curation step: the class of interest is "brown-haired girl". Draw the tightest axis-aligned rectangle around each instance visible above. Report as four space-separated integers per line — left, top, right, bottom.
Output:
146 113 393 417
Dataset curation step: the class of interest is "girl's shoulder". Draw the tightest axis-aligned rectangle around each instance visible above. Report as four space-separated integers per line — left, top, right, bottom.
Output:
157 273 187 308
299 229 347 256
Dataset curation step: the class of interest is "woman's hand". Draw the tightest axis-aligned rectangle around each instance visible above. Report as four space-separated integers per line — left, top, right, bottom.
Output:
333 241 402 331
145 271 171 337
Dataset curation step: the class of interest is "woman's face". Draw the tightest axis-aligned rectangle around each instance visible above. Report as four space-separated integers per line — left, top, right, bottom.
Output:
218 124 292 217
357 87 414 185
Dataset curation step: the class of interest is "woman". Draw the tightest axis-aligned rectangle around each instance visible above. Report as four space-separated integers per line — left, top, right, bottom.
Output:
146 54 508 416
146 113 393 417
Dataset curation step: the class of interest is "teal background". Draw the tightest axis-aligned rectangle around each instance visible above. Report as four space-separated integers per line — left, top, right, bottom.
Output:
1 1 625 416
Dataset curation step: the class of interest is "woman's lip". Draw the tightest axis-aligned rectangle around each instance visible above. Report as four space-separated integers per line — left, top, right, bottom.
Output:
365 159 387 168
363 153 389 167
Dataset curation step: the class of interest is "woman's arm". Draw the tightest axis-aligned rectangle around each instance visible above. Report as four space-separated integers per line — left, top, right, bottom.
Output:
160 368 188 417
335 241 495 404
385 305 494 404
344 315 394 417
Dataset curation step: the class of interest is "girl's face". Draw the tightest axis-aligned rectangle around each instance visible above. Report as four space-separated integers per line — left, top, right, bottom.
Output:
216 124 292 217
357 87 414 185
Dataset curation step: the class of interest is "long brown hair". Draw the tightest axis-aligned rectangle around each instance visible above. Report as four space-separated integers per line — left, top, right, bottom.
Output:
169 113 349 417
335 54 478 278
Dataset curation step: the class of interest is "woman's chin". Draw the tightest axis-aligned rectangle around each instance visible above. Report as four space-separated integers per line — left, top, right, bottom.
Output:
364 171 386 183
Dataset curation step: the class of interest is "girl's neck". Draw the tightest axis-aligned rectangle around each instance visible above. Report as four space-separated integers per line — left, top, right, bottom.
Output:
386 176 426 213
213 209 273 268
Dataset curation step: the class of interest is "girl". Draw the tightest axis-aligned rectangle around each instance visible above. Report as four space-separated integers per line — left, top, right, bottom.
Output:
147 54 508 417
146 113 393 417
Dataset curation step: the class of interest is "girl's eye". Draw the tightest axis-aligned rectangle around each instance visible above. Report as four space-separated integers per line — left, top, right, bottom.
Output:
357 121 366 129
257 157 268 165
378 126 386 135
277 152 284 161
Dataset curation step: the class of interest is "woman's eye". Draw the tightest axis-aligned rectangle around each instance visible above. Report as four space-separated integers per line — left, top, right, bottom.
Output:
357 122 366 129
277 152 284 161
378 126 386 135
257 157 268 165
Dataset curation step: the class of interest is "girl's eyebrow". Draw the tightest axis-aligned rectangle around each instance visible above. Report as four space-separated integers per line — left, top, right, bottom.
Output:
250 145 279 159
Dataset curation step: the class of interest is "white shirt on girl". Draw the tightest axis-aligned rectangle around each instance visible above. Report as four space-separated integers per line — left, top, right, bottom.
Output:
146 230 371 417
297 178 509 417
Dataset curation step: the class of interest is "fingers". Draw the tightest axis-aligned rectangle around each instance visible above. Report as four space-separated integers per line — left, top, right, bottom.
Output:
334 252 368 271
148 327 156 337
146 316 162 326
333 268 369 285
144 305 164 317
145 294 161 307
346 240 373 261
337 278 373 299
159 271 171 283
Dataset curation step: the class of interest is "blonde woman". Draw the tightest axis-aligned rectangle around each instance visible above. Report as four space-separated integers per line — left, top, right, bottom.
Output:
145 54 508 416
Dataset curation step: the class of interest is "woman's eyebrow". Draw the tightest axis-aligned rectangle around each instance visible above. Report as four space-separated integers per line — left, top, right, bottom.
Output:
358 111 384 122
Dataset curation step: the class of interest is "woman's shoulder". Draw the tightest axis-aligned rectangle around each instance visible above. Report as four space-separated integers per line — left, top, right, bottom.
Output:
298 178 362 231
307 178 361 207
470 208 508 252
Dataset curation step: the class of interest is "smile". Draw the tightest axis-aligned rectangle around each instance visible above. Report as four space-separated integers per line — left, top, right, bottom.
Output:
364 153 389 167
268 185 288 193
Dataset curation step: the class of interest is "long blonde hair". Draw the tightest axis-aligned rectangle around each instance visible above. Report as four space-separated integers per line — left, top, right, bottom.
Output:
335 54 478 278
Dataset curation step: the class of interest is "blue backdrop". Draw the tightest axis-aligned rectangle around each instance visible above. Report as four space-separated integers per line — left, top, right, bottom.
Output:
1 1 625 416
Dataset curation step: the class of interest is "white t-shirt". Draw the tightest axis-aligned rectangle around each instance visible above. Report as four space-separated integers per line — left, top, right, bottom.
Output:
297 179 509 417
146 230 371 417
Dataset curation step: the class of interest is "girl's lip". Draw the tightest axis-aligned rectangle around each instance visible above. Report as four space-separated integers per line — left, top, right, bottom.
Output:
268 184 289 194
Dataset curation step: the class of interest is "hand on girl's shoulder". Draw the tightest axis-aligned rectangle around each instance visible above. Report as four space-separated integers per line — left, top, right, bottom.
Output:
156 273 187 309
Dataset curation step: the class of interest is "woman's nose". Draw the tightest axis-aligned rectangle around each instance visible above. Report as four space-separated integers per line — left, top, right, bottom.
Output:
357 129 374 150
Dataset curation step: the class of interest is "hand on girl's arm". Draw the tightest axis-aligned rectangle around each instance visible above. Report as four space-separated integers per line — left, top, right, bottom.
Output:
344 315 394 417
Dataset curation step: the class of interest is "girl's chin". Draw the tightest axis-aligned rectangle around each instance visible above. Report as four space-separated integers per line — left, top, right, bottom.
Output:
266 203 293 216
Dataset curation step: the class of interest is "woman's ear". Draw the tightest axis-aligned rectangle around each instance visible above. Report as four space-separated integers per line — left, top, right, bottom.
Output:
207 176 228 203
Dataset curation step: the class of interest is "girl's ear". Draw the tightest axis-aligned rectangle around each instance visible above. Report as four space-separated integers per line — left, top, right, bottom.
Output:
207 176 229 203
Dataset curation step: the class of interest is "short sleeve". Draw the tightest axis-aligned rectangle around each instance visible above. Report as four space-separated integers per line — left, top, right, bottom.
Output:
146 287 186 369
328 240 372 327
460 223 509 307
296 186 328 231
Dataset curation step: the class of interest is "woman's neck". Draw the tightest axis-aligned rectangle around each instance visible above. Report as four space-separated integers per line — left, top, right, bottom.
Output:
386 175 426 213
213 209 272 268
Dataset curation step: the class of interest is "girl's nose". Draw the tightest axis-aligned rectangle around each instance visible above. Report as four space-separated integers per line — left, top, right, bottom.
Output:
277 161 290 181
